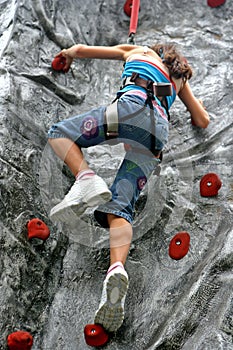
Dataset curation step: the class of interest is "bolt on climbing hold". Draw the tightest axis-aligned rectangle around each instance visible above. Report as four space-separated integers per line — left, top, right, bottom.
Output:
51 56 69 72
207 0 226 7
200 173 222 197
26 218 50 241
84 324 109 347
7 331 33 350
169 232 190 260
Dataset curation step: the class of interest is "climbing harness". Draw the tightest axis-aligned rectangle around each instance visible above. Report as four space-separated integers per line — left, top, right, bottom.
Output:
104 71 172 158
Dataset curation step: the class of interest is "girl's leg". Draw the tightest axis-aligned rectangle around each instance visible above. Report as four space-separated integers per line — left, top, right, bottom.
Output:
48 137 112 221
48 138 89 176
108 214 132 266
94 214 131 332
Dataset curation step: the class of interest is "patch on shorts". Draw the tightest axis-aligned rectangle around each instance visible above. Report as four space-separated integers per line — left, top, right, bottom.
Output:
81 116 99 139
137 176 147 190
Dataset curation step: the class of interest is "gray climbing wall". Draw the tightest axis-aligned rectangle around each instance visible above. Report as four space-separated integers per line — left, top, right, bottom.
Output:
0 0 233 349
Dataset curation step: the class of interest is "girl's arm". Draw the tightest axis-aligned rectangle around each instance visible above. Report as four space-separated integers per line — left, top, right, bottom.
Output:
178 81 210 128
55 44 142 71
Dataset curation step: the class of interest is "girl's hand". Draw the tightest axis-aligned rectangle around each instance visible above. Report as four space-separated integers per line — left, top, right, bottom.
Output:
54 49 74 72
178 82 210 128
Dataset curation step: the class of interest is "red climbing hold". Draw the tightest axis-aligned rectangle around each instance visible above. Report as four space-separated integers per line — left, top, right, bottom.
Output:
207 0 226 7
84 324 109 347
169 232 190 260
26 218 50 241
124 0 133 17
124 0 140 18
191 117 196 126
200 173 222 197
51 56 69 72
7 331 33 350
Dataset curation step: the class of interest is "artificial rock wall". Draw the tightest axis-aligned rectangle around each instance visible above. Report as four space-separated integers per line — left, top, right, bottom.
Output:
0 0 233 349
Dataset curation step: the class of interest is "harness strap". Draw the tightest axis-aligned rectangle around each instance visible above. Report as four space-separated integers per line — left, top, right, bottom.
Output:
105 99 119 138
122 73 171 120
104 72 171 152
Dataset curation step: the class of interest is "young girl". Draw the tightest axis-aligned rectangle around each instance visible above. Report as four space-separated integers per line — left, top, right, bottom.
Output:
48 43 210 332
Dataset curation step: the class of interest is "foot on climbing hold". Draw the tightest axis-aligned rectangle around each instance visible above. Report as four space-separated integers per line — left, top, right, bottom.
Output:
7 331 33 350
26 218 50 241
207 0 226 7
84 324 109 347
200 173 222 197
169 232 190 260
51 56 69 72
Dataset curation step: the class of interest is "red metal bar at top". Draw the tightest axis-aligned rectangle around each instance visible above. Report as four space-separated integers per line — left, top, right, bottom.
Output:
129 0 140 35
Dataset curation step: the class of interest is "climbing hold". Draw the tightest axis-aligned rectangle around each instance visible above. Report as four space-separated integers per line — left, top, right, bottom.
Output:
200 173 222 197
26 218 50 241
84 324 109 347
123 0 140 18
7 331 33 350
191 117 196 126
51 56 69 72
124 0 133 17
169 232 190 260
207 0 226 7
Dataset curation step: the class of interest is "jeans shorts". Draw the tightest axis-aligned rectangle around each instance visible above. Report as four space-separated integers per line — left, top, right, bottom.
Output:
48 90 169 227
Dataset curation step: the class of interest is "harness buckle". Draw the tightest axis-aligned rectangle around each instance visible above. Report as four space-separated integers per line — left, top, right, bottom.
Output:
153 82 172 97
130 72 139 82
106 131 119 138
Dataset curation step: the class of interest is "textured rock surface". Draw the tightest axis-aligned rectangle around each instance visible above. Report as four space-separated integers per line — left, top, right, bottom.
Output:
0 0 233 349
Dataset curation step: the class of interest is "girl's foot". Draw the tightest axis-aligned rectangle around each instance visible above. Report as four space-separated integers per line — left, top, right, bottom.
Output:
49 174 112 222
94 263 129 332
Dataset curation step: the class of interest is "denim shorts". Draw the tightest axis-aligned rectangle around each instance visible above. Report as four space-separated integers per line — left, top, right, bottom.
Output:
48 90 169 227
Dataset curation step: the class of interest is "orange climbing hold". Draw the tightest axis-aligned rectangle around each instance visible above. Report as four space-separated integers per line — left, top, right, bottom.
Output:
84 324 109 347
52 56 69 72
169 232 190 260
26 218 50 241
200 173 222 197
7 331 33 350
207 0 226 7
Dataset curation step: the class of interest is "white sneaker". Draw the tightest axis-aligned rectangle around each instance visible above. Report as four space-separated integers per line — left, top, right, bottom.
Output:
49 175 112 222
94 264 129 332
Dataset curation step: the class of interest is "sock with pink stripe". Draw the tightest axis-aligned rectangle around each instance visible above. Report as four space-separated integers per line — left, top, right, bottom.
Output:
107 261 124 275
76 169 95 181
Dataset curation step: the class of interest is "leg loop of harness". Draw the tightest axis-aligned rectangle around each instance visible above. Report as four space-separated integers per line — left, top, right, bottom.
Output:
104 99 119 139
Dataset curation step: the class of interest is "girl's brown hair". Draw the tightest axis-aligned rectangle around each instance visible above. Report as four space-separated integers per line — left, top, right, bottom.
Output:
150 43 193 83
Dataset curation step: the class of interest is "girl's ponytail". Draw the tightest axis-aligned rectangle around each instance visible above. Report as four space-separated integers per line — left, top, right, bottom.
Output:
150 44 193 83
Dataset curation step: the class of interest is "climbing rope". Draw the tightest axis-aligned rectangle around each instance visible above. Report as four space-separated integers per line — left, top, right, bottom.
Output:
124 0 140 44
